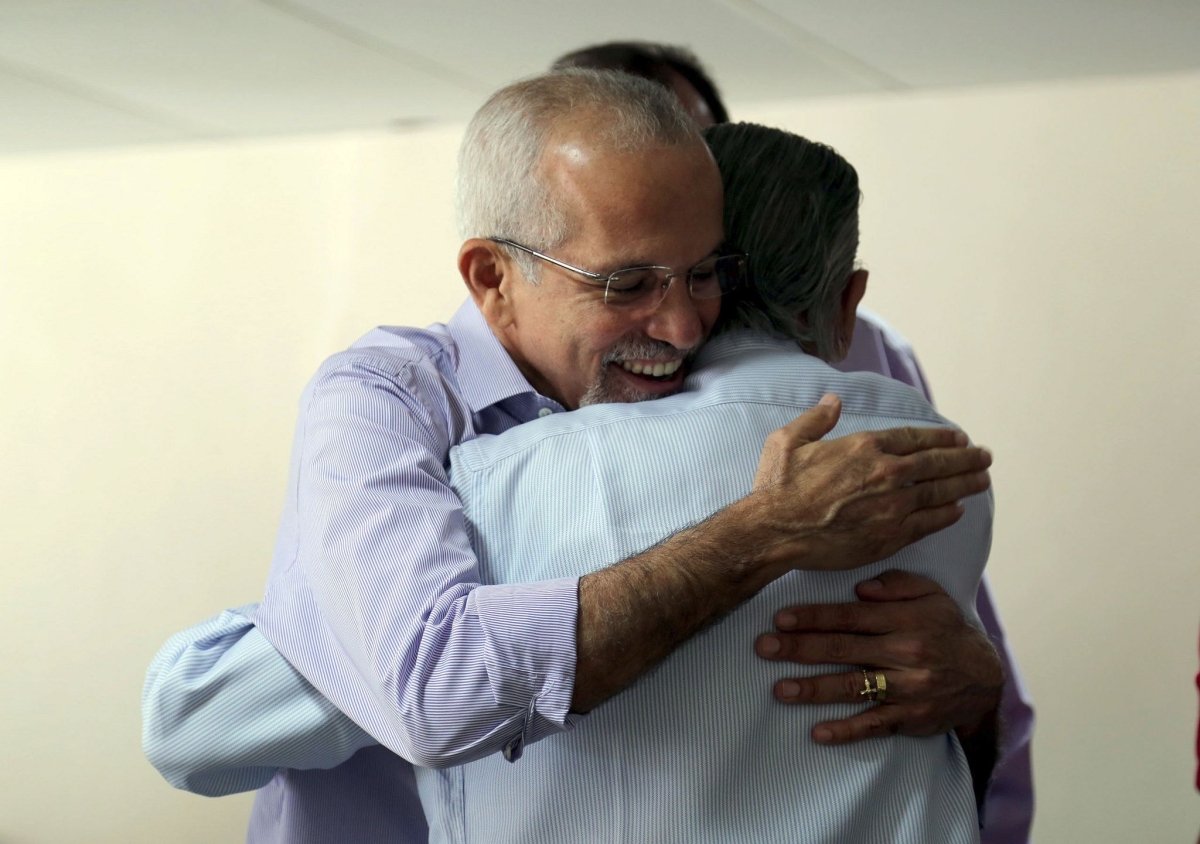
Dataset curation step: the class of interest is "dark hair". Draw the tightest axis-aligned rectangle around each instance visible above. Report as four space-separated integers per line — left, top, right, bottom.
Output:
705 123 861 360
552 41 729 124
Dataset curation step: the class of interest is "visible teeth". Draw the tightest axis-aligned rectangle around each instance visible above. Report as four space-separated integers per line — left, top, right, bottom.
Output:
619 359 682 377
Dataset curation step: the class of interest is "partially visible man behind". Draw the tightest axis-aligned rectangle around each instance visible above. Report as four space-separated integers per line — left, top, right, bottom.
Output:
555 40 1035 843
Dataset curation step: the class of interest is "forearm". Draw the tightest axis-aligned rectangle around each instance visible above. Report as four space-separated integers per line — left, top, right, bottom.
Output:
579 413 992 712
574 497 787 711
142 606 374 795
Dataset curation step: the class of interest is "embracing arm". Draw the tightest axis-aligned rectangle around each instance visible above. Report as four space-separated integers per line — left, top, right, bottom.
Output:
142 605 374 795
255 359 991 767
573 395 991 712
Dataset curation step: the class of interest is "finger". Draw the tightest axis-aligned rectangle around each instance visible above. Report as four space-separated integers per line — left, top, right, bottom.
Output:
907 470 991 511
856 570 945 602
772 393 841 446
812 706 905 745
773 601 896 634
900 502 966 542
774 670 881 705
755 632 883 666
898 445 992 485
872 426 967 457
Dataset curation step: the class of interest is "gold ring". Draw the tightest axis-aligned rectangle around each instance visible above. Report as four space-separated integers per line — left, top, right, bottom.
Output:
858 669 878 701
874 671 887 703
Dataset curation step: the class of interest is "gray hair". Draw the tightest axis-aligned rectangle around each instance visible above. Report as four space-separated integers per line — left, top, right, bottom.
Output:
705 123 862 361
456 69 702 279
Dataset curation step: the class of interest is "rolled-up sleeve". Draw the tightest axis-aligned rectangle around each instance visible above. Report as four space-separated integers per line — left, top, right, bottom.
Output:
253 354 580 769
142 605 374 796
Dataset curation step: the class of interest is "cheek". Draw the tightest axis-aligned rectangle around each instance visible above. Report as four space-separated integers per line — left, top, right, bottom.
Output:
698 298 722 333
569 305 633 350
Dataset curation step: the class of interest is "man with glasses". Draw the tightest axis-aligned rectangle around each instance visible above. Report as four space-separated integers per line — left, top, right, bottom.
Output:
145 71 993 842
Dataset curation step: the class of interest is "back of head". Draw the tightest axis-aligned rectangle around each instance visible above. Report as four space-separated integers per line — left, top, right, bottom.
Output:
706 123 861 361
457 69 702 277
552 41 729 124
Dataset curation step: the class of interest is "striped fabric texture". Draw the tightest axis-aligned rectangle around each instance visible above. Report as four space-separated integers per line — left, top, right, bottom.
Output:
141 605 374 796
251 301 584 779
416 331 991 844
138 303 1025 843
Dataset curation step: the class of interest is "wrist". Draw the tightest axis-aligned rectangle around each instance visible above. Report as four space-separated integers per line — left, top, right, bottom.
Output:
712 495 808 582
728 491 839 575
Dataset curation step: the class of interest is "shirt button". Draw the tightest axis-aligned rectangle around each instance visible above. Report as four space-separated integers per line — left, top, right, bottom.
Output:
537 407 553 418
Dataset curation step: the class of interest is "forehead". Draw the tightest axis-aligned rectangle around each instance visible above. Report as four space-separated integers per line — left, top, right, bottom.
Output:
540 131 724 268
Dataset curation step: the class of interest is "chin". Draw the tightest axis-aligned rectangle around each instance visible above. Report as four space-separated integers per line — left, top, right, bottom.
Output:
578 368 683 407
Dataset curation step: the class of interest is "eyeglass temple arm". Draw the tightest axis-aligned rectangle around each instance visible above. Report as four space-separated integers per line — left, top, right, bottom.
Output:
489 238 610 283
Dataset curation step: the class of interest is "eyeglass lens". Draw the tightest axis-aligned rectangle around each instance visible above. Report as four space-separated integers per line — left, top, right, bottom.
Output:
603 255 746 307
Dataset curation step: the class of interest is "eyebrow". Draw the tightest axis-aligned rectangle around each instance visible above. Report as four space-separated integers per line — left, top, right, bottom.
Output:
602 246 722 274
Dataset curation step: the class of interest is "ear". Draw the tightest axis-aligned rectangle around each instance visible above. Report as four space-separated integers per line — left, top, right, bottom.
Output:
459 238 521 331
838 269 869 352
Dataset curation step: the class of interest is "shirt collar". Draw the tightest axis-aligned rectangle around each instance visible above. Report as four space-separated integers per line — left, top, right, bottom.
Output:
694 330 801 369
446 298 552 414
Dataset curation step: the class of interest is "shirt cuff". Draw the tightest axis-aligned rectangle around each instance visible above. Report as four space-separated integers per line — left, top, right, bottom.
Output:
470 577 580 761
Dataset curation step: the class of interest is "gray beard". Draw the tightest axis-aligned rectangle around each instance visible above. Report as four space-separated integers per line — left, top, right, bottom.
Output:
577 337 699 408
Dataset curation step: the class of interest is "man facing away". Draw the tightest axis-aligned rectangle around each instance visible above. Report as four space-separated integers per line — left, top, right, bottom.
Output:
144 71 994 842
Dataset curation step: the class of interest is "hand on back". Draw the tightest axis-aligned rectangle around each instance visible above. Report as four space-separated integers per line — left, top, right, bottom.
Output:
748 394 992 573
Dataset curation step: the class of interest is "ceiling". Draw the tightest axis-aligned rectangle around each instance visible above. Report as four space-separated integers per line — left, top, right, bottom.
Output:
1 0 1197 155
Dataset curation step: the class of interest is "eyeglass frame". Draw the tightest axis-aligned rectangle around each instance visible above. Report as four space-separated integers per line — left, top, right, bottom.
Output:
488 237 748 308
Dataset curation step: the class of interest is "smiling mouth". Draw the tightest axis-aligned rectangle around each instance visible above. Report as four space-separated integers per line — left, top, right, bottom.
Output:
617 359 683 379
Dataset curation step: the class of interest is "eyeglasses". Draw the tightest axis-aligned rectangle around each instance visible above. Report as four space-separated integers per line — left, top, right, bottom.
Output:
490 237 748 312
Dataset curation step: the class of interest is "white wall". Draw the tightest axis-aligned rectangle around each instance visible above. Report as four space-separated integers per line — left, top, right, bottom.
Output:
1 71 1197 842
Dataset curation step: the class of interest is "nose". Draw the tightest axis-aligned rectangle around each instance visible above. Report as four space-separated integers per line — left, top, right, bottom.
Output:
642 276 710 351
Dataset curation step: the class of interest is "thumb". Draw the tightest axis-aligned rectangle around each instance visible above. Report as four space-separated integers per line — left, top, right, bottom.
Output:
779 393 841 445
856 569 944 602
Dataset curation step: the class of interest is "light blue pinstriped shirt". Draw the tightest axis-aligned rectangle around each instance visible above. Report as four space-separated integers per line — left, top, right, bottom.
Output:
407 331 989 844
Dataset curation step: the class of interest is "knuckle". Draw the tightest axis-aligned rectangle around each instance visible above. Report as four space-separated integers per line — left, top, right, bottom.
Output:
763 430 788 452
850 433 877 455
896 636 925 664
888 494 913 520
863 712 888 735
914 483 937 509
832 604 860 630
866 459 900 488
825 634 849 662
843 674 864 699
909 668 935 693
